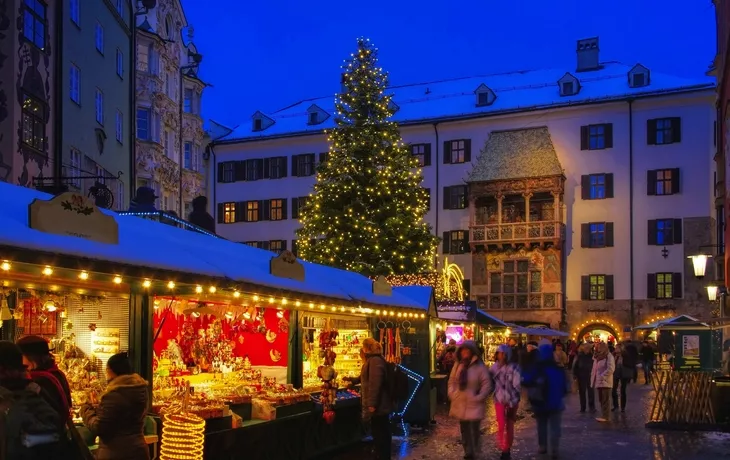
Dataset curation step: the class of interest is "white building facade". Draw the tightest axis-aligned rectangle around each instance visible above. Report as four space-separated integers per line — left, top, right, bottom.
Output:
212 39 716 337
134 0 206 216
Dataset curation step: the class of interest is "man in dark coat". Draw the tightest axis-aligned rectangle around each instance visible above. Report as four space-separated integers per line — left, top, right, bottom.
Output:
127 186 158 213
188 195 216 234
572 343 595 412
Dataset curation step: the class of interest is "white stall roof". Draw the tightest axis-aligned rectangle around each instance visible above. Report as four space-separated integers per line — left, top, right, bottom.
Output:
0 182 421 309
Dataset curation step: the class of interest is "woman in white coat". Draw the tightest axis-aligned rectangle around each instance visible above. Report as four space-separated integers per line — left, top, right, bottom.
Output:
591 342 615 423
448 340 491 460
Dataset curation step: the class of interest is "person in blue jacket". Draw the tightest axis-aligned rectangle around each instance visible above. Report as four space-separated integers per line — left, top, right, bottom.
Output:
521 341 567 460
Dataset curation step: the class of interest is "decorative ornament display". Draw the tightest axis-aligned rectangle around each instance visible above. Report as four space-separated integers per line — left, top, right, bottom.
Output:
317 320 339 423
269 349 281 363
265 330 277 343
159 412 205 460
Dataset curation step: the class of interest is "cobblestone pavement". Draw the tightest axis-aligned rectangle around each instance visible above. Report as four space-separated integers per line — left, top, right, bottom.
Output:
335 381 730 460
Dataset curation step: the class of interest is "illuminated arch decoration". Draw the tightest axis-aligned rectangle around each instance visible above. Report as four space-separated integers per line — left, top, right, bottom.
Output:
385 257 467 303
574 320 620 342
441 257 466 302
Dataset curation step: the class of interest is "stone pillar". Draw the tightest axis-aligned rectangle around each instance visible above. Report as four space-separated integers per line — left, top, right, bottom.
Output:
496 193 503 224
469 195 476 226
523 192 533 223
552 191 560 222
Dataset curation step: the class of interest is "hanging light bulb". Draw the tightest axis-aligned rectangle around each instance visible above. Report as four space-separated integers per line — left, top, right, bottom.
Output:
0 261 9 271
42 266 53 276
195 286 203 294
167 281 176 289
113 275 123 285
209 286 217 294
79 271 89 280
276 309 284 319
233 291 241 298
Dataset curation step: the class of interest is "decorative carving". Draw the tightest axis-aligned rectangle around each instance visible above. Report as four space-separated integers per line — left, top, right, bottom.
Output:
29 193 119 244
182 169 203 198
469 176 565 201
372 276 392 296
270 251 305 282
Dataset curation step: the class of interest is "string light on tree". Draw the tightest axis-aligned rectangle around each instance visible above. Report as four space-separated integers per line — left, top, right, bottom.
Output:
296 37 438 276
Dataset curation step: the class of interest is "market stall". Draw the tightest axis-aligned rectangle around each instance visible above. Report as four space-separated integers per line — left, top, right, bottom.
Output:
0 182 428 459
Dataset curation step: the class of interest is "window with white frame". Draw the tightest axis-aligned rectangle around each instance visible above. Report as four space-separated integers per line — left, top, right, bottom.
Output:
69 64 80 104
94 22 103 54
184 142 192 169
116 49 123 78
95 89 103 124
70 0 79 26
115 110 123 143
69 148 82 188
136 108 150 140
164 130 173 158
138 43 149 72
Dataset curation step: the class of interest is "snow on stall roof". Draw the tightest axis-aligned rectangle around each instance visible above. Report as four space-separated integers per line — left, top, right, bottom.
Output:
392 285 435 311
0 181 419 308
219 62 714 142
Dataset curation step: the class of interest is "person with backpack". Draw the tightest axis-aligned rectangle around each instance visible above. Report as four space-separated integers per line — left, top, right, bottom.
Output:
521 341 567 460
79 352 150 460
359 338 392 460
448 340 491 460
489 344 521 460
16 336 71 420
0 340 66 459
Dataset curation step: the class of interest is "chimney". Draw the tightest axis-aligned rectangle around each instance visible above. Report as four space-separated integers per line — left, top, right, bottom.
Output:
576 37 600 72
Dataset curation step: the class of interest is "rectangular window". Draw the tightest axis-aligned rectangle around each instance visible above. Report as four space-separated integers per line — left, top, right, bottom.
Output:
136 108 150 140
648 118 681 145
69 0 79 25
23 0 46 50
95 89 104 125
69 64 80 104
269 199 284 221
589 174 605 199
94 22 104 54
443 185 467 210
184 88 193 113
267 156 287 179
115 110 123 143
222 202 236 224
69 148 81 188
163 130 172 158
116 49 124 78
292 196 308 219
21 93 46 151
219 162 234 183
446 140 468 164
292 154 316 177
184 142 192 169
246 159 263 181
581 222 614 248
580 173 614 200
656 273 674 299
244 241 259 248
269 240 286 254
589 275 606 300
648 219 683 246
647 168 680 196
411 144 431 167
580 123 613 150
442 230 468 254
245 201 259 222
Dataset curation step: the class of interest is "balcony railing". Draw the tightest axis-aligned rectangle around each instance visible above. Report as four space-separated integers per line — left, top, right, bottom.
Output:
470 221 564 245
476 293 560 310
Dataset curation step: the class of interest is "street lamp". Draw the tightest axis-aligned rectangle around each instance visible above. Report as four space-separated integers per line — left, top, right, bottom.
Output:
707 284 719 302
688 253 712 279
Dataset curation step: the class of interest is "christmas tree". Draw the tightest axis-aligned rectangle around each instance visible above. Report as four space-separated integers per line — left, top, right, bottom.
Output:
296 38 438 276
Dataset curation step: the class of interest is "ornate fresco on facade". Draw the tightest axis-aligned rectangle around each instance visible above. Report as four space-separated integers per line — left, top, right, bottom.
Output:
0 0 10 182
15 2 52 187
472 247 562 294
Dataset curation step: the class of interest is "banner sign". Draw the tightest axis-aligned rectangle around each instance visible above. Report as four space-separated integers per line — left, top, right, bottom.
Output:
436 301 476 322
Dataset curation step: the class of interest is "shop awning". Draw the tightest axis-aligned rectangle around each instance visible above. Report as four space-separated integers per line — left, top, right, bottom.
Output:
0 182 422 310
476 310 509 328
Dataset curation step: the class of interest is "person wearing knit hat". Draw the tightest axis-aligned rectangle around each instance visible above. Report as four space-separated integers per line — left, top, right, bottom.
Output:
16 335 72 419
490 344 521 459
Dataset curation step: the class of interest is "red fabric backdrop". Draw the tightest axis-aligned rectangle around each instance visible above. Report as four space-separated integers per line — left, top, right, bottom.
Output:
152 307 289 367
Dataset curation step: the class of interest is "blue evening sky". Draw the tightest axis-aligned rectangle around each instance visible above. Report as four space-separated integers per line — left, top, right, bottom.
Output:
181 0 716 129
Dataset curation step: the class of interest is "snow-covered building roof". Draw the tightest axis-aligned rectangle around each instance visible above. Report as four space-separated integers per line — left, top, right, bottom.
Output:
217 62 714 143
0 181 421 310
467 127 563 183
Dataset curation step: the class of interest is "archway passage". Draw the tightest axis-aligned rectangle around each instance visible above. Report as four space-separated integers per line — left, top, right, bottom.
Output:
577 323 619 344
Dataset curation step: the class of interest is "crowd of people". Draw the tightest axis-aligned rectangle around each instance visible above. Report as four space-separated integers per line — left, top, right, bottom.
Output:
0 336 150 459
435 336 657 460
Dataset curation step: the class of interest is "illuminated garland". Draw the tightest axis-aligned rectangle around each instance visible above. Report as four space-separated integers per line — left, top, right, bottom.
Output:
160 413 205 460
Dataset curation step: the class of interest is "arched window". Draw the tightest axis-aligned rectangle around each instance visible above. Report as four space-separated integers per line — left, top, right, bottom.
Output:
165 15 173 38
